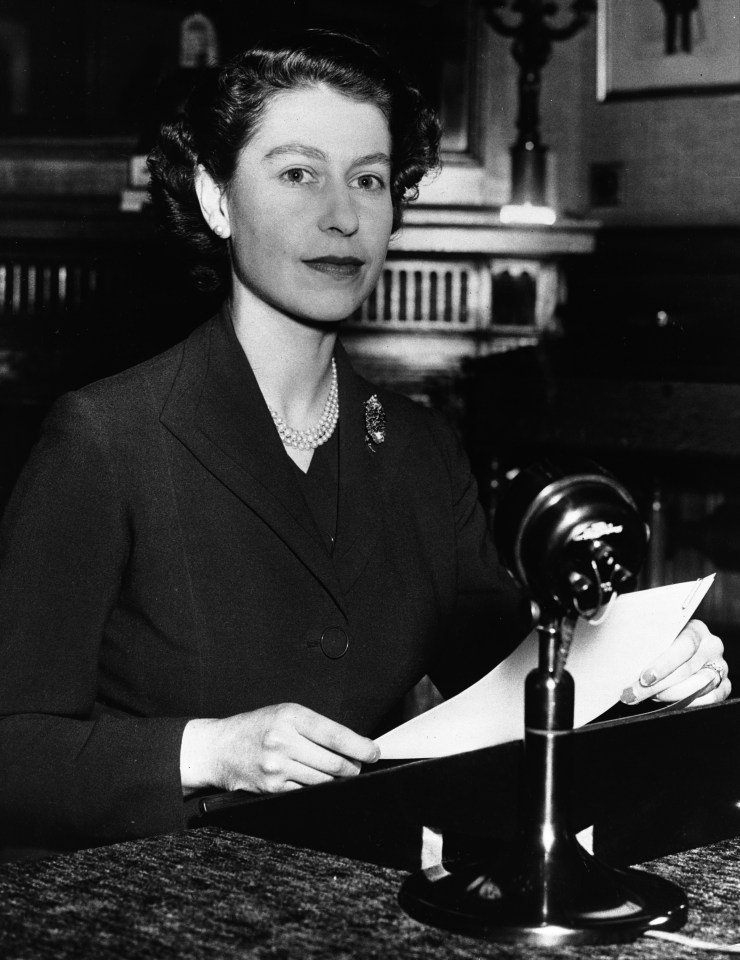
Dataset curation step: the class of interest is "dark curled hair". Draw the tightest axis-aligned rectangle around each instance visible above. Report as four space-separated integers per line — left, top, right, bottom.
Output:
147 29 441 293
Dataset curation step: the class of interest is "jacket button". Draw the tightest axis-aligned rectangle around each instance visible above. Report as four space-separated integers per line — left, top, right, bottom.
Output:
320 626 349 659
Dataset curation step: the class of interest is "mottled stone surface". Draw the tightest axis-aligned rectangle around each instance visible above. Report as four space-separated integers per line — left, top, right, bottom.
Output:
0 827 738 960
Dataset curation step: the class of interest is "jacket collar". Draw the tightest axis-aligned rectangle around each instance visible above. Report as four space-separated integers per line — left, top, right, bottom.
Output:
160 310 398 614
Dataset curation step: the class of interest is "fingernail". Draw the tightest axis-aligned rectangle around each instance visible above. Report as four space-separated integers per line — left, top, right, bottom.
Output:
621 686 639 704
639 671 657 688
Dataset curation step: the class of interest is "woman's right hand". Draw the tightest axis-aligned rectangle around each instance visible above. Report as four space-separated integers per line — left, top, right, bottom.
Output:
180 703 380 796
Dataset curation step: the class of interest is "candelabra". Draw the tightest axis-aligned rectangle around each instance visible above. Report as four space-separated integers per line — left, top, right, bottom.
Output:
481 1 596 221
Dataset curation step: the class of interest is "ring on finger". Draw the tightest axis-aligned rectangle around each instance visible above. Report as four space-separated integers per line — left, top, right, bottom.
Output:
703 659 725 689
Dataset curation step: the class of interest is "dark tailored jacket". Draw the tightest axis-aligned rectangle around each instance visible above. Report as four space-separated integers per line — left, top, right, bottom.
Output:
0 311 529 855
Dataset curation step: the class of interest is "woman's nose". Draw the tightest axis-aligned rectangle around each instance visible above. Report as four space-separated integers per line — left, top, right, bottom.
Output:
317 181 360 236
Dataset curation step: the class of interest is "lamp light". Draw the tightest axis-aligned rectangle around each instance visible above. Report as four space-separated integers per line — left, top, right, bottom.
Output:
399 459 688 945
499 202 556 225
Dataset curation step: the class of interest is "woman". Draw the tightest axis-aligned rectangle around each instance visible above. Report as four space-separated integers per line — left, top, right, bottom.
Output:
0 30 729 857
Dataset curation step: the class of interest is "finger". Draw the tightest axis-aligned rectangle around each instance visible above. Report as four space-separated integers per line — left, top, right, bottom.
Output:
621 621 722 704
292 707 380 763
282 759 336 788
650 659 730 705
645 640 722 699
686 676 732 708
639 620 707 687
648 625 724 697
255 758 336 794
281 754 364 788
291 736 364 779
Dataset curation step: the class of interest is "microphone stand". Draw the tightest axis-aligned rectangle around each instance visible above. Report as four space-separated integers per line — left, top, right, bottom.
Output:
399 613 687 945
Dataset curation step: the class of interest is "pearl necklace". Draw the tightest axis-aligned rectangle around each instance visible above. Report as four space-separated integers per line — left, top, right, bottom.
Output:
269 358 339 451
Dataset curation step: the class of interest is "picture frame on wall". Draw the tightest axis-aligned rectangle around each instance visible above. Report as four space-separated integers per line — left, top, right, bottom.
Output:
598 0 740 100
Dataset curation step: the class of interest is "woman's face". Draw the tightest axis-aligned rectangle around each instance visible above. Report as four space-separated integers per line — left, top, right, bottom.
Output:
202 83 394 324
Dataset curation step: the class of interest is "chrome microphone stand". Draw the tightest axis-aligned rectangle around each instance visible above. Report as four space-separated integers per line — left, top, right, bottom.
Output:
399 460 688 945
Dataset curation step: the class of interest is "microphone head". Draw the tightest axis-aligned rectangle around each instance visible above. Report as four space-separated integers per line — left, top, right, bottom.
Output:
493 459 649 620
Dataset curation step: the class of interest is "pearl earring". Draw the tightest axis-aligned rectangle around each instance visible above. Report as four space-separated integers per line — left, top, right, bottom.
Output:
213 224 224 238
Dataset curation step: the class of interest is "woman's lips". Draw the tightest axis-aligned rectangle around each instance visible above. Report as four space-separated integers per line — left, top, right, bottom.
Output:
303 257 364 279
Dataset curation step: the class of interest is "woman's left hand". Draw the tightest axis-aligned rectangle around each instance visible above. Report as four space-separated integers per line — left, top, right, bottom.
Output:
620 619 731 707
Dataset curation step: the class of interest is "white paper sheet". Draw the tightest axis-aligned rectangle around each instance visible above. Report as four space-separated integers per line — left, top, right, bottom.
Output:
376 576 715 759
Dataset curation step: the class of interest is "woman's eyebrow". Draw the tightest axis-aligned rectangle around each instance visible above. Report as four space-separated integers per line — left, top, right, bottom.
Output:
352 152 391 168
263 143 327 162
262 145 391 167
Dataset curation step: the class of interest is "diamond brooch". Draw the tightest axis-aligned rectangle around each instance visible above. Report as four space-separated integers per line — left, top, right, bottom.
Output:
364 394 386 453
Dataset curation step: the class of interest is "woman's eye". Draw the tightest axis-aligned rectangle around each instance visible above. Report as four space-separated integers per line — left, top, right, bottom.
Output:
281 168 315 185
354 174 385 191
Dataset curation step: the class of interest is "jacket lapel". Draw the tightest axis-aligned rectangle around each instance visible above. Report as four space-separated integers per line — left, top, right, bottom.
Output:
160 312 347 615
333 344 409 595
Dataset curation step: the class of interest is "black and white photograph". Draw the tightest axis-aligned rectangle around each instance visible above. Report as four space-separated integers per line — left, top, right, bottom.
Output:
1 1 740 957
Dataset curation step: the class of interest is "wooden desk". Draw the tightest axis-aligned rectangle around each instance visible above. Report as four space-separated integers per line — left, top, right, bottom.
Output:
0 827 738 959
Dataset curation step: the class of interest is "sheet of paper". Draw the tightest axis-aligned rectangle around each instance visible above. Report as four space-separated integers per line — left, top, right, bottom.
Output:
376 575 715 759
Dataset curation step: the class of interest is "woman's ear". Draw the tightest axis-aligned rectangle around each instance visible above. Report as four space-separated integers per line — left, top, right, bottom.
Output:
194 164 232 239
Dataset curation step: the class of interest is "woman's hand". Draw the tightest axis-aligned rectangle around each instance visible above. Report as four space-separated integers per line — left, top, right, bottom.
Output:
180 703 380 796
620 619 731 708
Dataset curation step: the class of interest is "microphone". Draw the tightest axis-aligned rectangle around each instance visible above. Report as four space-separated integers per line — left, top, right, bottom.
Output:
494 458 648 622
399 459 687 945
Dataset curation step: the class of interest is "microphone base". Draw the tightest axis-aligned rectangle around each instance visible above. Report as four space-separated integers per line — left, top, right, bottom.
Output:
399 845 687 946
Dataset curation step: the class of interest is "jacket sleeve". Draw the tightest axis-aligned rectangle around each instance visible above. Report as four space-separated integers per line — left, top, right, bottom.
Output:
0 393 188 856
425 412 533 698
